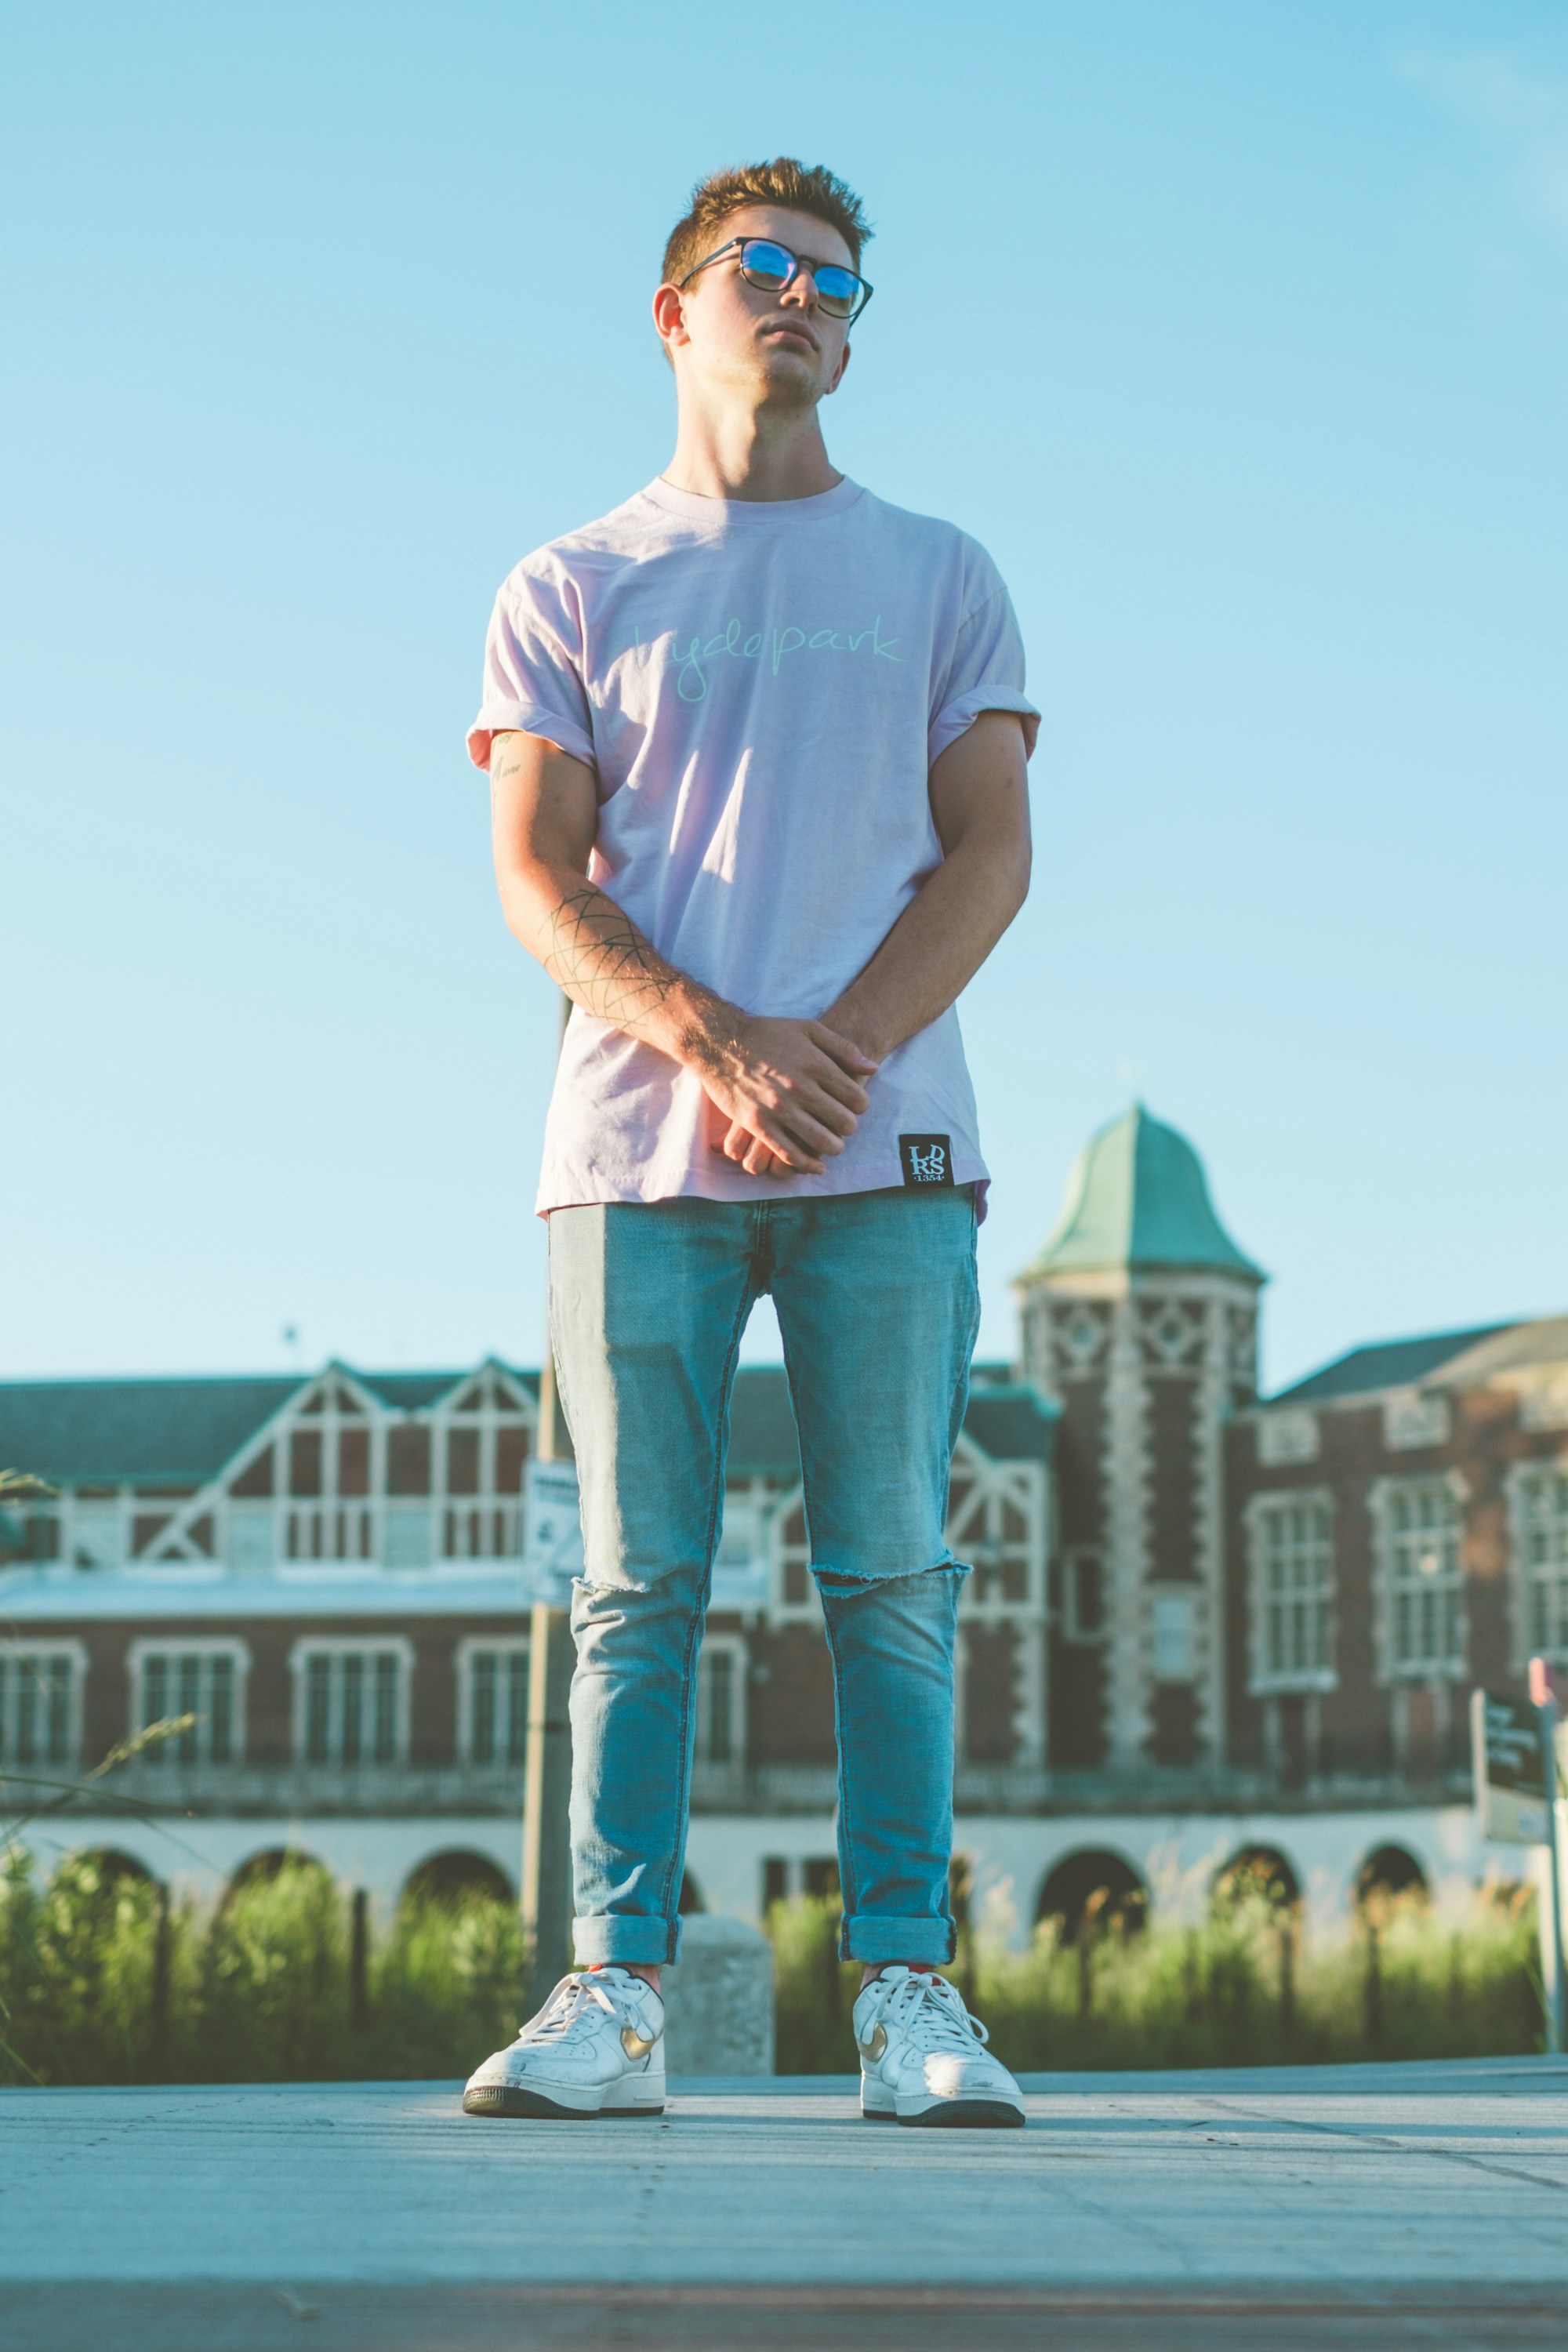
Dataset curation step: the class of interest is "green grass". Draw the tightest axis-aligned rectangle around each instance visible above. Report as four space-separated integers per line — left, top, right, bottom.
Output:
768 1886 1544 2073
0 1849 1545 2085
0 1849 525 2085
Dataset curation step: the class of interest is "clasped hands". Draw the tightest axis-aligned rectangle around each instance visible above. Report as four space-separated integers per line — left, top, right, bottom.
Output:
697 1013 879 1181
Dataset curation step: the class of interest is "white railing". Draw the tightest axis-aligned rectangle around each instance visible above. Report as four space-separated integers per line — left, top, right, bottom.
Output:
284 1504 376 1563
441 1501 523 1562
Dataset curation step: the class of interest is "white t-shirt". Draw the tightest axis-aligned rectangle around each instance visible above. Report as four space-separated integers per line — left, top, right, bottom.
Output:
466 476 1039 1216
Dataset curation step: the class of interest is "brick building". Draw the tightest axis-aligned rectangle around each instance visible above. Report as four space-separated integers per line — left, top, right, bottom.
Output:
0 1354 1054 1926
3 1103 1564 1937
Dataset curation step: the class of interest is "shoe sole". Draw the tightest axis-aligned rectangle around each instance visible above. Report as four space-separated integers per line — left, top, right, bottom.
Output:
461 2086 663 2120
873 2099 1025 2129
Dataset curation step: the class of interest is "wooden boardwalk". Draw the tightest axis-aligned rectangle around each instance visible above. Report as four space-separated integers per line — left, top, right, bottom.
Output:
6 2058 1568 2346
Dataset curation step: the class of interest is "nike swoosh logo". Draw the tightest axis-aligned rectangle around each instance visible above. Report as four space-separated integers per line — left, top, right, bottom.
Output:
857 2024 887 2061
622 2025 659 2060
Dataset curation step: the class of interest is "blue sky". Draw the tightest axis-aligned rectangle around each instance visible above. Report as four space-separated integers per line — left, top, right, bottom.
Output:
3 0 1565 1394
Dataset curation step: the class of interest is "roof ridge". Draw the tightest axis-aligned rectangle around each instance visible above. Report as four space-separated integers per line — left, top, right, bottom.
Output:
1267 1320 1519 1406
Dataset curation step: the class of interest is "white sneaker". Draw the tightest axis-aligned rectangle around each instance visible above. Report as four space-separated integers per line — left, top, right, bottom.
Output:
854 1965 1025 2129
462 1966 666 2120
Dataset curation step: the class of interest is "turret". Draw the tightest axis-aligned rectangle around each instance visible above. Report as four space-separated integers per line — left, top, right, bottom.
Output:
1015 1105 1264 1776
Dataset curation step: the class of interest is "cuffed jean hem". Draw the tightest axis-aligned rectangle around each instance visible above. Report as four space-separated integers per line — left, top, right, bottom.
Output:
839 1912 957 1965
572 1916 683 1966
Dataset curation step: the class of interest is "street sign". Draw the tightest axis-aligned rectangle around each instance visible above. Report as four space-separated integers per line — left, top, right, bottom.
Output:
1473 1673 1568 2053
1472 1688 1560 1844
522 1459 583 1608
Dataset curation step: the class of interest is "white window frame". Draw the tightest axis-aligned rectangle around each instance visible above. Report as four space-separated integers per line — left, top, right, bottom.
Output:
711 1486 771 1610
1247 1489 1337 1694
289 1638 414 1766
0 1492 61 1569
1058 1546 1107 1643
946 1443 1049 1623
126 1359 543 1577
433 1370 534 1566
1510 1461 1568 1669
695 1634 748 1766
1519 1374 1568 1435
0 1641 88 1769
126 1638 249 1765
1382 1390 1451 1453
1257 1410 1319 1468
774 1486 817 1620
65 1492 128 1572
456 1635 531 1766
773 1436 1049 1631
1149 1587 1199 1682
1370 1473 1468 1683
278 1380 380 1572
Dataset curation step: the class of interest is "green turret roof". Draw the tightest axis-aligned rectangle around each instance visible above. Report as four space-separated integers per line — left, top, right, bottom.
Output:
1021 1105 1264 1283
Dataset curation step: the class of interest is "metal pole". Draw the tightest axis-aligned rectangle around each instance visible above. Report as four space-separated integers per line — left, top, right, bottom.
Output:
1530 1656 1565 2054
521 993 575 2009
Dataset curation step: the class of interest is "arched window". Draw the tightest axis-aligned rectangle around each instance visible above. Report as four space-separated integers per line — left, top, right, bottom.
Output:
79 1847 154 1887
1213 1845 1300 1911
1356 1845 1428 1907
223 1848 330 1907
1036 1849 1146 1942
402 1850 514 1909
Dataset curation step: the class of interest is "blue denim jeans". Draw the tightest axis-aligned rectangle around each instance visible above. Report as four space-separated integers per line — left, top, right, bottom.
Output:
549 1185 979 1967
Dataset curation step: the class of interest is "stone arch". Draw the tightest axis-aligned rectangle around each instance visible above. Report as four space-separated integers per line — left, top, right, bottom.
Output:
79 1846 156 1888
1356 1844 1428 1907
401 1849 514 1909
223 1846 330 1906
1212 1843 1301 1911
1036 1848 1147 1941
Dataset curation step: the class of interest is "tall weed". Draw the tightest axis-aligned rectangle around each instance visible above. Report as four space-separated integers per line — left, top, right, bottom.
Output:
0 1852 1544 2085
766 1887 1542 2074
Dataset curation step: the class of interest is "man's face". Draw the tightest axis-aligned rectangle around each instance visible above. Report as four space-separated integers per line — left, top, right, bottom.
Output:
657 205 855 408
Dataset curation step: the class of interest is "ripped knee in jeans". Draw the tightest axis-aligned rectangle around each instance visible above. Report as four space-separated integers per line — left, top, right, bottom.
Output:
812 1558 970 1602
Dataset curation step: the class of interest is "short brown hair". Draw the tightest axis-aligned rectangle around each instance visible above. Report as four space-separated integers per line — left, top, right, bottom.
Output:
661 157 872 290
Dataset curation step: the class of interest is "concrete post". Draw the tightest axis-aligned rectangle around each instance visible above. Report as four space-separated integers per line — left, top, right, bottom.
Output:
521 1352 575 2009
659 1915 776 2078
521 991 575 2010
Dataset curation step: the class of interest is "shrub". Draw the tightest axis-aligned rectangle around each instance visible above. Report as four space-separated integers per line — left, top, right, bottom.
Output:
0 1850 1545 2085
195 1857 349 2082
766 1883 1542 2074
0 1849 184 2085
368 1887 524 2078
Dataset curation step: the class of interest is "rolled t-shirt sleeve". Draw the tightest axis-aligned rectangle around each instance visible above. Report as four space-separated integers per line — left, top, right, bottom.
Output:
927 580 1040 771
466 572 597 774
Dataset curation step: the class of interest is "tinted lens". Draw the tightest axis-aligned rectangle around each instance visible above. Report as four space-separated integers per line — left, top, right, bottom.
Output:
812 266 860 317
739 239 795 291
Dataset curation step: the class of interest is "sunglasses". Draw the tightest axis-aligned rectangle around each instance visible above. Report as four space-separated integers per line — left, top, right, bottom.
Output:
677 236 873 324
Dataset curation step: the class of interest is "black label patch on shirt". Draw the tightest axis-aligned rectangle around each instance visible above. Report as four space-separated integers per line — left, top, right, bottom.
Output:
898 1134 955 1188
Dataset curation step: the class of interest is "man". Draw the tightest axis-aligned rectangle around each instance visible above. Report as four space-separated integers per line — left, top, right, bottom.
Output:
462 158 1036 2128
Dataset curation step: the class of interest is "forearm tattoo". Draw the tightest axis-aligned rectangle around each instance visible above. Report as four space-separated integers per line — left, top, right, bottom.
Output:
488 735 738 1063
543 884 733 1065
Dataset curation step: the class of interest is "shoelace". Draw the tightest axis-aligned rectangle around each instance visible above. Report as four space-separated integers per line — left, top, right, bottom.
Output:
519 1972 623 2045
866 1970 989 2055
